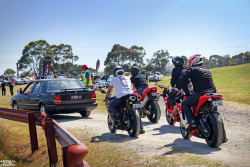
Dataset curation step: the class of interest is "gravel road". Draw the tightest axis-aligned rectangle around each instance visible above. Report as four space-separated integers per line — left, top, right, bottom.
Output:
54 99 250 167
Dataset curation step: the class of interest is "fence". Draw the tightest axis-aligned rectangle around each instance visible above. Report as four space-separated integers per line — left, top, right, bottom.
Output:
0 107 89 167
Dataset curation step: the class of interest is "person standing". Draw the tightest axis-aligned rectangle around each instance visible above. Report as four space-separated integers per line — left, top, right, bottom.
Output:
80 64 93 89
1 80 6 96
9 81 14 96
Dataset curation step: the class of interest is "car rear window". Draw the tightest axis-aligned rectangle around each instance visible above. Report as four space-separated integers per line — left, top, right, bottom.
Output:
46 79 84 92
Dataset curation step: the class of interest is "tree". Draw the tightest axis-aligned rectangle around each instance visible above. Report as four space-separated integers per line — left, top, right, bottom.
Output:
4 68 16 76
150 50 170 73
18 40 52 75
104 44 145 74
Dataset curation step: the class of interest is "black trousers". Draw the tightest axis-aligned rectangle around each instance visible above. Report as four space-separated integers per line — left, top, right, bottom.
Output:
181 92 201 123
167 91 177 107
2 88 6 96
10 88 13 96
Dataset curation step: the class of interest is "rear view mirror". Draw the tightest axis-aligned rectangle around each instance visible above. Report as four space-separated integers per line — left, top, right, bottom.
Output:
159 85 165 88
18 89 23 94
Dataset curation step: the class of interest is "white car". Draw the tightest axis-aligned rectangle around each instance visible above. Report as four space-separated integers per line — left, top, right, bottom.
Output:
148 73 160 82
155 72 163 80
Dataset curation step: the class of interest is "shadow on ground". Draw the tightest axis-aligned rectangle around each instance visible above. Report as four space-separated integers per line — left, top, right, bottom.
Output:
160 138 221 155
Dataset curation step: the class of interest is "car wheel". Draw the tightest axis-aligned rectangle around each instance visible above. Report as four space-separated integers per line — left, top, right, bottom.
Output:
12 102 18 109
39 104 52 118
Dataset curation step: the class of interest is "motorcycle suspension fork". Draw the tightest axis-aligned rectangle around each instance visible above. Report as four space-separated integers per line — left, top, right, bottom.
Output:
179 110 189 129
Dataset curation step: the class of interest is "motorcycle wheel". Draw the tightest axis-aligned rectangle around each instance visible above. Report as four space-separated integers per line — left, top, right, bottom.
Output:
165 109 176 125
107 115 117 133
180 121 192 139
146 101 161 123
204 113 224 148
127 109 141 137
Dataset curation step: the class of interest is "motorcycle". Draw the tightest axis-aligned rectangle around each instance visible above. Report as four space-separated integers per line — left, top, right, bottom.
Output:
101 90 141 137
133 87 161 123
159 85 180 125
160 86 227 148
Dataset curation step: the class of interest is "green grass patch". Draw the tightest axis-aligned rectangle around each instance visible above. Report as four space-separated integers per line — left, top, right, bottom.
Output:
210 63 250 104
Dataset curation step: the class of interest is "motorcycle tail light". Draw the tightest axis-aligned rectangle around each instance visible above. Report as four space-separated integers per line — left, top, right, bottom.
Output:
91 93 96 102
152 87 157 92
53 95 62 105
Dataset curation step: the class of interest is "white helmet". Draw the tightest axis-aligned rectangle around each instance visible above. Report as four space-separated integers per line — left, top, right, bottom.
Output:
188 54 204 67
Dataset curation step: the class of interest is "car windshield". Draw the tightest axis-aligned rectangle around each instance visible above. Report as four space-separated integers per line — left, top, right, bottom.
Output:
46 79 84 92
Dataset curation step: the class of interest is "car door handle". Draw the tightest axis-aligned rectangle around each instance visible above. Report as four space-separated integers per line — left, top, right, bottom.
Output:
37 95 41 97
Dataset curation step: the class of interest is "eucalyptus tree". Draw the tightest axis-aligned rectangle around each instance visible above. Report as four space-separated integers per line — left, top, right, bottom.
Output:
104 44 145 73
150 50 170 72
18 40 52 75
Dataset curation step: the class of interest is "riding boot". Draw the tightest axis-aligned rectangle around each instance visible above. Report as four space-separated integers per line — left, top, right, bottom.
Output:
171 105 178 117
187 120 196 133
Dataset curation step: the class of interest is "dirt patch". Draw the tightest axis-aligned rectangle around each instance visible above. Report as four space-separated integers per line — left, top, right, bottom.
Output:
55 99 250 167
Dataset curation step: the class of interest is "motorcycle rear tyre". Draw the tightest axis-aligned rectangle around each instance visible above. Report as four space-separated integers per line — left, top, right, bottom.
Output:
204 113 223 148
146 101 161 123
107 114 117 133
127 109 141 137
166 109 176 125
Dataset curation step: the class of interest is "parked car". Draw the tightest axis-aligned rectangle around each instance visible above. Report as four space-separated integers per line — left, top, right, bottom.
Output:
21 78 31 84
148 73 160 82
97 79 109 88
13 78 24 85
10 78 98 118
155 72 163 81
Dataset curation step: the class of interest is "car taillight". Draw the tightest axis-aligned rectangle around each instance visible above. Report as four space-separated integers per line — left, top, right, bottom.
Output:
91 93 96 103
54 95 62 105
152 87 157 92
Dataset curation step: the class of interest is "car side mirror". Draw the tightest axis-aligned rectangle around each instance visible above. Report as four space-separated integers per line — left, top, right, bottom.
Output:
18 89 23 94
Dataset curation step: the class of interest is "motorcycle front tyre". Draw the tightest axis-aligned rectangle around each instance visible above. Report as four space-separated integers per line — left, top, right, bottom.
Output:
205 112 224 148
146 101 161 123
127 109 141 137
166 109 176 125
180 120 192 139
107 114 117 133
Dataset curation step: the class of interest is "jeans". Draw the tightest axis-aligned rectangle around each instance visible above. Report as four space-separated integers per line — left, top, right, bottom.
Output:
109 97 123 118
167 91 177 107
181 92 201 123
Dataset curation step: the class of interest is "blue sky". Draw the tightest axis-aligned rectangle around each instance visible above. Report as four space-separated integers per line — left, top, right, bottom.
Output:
0 0 249 75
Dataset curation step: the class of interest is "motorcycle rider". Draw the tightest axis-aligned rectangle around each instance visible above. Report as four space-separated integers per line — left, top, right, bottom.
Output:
130 66 148 95
168 56 185 117
180 54 216 132
104 66 145 134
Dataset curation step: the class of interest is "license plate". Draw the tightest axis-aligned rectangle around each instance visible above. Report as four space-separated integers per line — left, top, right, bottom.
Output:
133 104 141 108
71 95 82 100
213 101 223 106
152 92 158 96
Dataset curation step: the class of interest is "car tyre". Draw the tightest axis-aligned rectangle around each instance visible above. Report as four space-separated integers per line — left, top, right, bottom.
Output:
40 104 52 118
12 102 18 109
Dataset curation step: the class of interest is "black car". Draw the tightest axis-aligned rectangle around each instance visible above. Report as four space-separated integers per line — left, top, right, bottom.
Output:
10 78 97 117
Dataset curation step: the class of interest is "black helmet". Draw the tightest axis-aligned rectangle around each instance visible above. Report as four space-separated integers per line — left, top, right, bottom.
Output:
113 66 124 75
172 56 184 67
130 66 139 76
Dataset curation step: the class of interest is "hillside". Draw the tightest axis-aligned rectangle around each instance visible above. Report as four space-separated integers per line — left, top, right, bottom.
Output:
210 63 250 105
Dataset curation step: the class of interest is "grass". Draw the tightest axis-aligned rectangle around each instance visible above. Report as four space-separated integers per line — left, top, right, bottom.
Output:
210 63 250 104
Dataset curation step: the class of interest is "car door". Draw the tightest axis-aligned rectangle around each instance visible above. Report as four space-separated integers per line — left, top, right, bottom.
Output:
28 81 43 110
18 82 36 109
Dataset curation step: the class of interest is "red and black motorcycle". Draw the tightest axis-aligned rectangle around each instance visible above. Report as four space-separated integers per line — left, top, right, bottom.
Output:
101 91 141 137
133 87 161 123
159 85 180 125
160 85 227 148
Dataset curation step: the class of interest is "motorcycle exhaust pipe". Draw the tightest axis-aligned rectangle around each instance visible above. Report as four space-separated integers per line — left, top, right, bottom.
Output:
141 96 149 108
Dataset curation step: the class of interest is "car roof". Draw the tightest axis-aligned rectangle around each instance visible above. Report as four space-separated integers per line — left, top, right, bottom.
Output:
33 78 77 82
